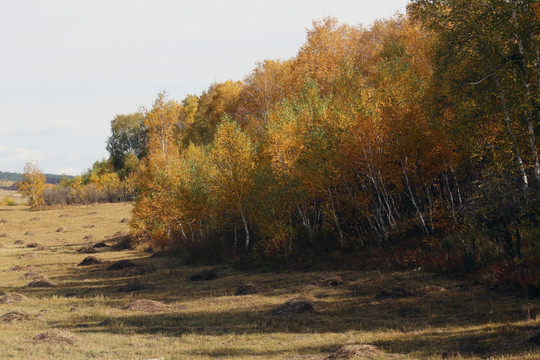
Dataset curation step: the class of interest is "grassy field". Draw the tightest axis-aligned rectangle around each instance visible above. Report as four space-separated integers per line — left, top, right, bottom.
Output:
0 202 538 359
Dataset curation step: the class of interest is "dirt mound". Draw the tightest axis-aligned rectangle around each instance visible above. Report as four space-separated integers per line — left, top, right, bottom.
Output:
26 277 58 287
78 256 102 266
24 231 34 236
325 344 380 360
189 267 225 281
83 224 95 228
83 235 94 241
120 218 129 223
271 298 319 315
26 242 39 248
29 217 39 221
37 245 51 251
118 280 147 292
93 242 108 248
0 219 7 223
33 329 77 344
59 214 70 218
113 231 128 237
0 233 7 238
76 246 97 254
56 227 67 233
87 211 97 215
313 274 346 286
234 283 268 295
374 286 415 300
121 299 170 312
107 259 137 270
0 311 37 323
13 239 24 245
0 293 29 304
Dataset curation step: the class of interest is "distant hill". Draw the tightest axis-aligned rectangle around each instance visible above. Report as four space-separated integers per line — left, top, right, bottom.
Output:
0 171 73 184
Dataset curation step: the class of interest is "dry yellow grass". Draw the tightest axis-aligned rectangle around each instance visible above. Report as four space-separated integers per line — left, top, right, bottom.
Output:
0 203 538 359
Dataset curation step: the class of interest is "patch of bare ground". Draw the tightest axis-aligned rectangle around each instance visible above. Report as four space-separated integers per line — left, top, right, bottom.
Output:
0 311 37 323
32 329 77 344
13 239 24 245
0 233 7 238
271 298 320 315
0 219 6 223
78 256 102 266
55 227 67 232
324 344 398 360
121 299 170 312
26 277 58 287
234 283 268 295
0 292 29 303
107 259 137 270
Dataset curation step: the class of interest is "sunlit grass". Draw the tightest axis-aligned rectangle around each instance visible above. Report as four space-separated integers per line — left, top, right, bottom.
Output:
0 203 538 359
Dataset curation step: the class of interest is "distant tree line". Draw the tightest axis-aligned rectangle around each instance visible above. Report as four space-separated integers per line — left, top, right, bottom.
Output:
0 171 71 184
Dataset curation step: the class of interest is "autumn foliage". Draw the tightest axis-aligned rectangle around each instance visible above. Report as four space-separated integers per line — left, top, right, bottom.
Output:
95 3 540 293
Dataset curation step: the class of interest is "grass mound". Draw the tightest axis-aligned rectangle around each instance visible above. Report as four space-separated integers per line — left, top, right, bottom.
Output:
120 218 128 223
0 311 37 323
26 242 39 248
26 277 58 287
13 240 24 245
24 231 34 236
234 283 268 295
78 256 102 266
33 329 77 344
93 242 108 248
107 259 137 270
83 224 95 228
0 292 29 303
121 299 170 312
82 235 94 241
56 227 67 233
325 344 380 360
271 298 319 315
313 274 346 287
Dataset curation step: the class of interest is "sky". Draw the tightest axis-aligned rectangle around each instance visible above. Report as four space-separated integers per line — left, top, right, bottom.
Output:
0 0 409 175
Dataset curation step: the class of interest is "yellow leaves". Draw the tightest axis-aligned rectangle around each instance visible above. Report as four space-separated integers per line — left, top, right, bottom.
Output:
17 161 46 208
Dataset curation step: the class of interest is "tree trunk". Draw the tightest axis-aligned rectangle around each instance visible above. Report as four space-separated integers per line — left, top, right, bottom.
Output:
495 75 529 190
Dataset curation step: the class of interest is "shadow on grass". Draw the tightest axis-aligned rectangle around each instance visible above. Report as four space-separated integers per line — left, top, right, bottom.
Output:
12 250 539 359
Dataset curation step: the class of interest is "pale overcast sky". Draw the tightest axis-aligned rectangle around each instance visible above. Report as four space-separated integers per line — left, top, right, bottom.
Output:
0 0 409 175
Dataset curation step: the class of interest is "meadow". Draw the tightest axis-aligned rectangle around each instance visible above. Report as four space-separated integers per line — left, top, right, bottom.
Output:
0 200 538 359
